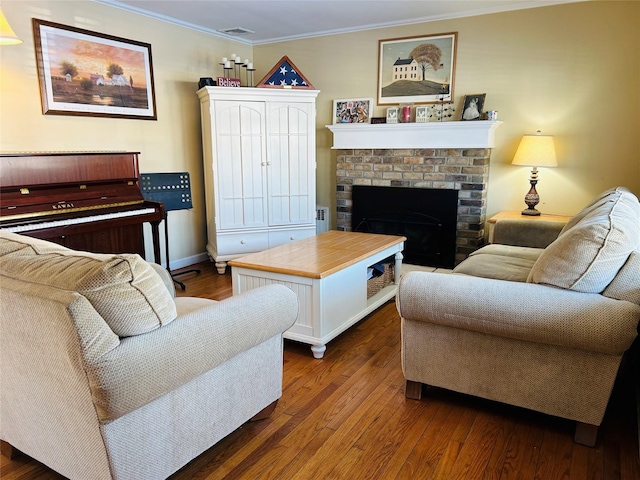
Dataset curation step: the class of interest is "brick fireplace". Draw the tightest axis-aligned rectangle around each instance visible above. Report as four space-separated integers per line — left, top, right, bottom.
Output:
327 121 501 265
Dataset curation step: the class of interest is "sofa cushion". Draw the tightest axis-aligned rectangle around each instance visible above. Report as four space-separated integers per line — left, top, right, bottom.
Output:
468 244 545 262
454 253 537 283
0 232 177 337
602 252 640 305
453 244 544 282
527 188 640 293
559 186 627 235
493 219 565 248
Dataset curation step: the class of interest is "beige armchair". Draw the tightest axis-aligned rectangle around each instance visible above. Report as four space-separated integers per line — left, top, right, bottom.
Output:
0 232 298 479
397 187 640 446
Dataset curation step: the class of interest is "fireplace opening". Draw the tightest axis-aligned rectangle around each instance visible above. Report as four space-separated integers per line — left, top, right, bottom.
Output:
351 186 458 268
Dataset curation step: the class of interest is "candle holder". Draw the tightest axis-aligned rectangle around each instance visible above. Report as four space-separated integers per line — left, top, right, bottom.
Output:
244 63 255 87
233 57 243 79
220 62 232 78
400 103 413 123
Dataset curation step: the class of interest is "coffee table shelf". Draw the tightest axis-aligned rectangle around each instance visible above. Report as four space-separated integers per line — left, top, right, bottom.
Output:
229 231 405 358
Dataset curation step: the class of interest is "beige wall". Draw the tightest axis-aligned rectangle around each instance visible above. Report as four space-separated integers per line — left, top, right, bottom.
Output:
1 1 639 265
256 0 640 221
0 0 250 265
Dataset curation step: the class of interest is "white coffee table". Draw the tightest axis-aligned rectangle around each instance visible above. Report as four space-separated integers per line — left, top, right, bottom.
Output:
229 231 405 358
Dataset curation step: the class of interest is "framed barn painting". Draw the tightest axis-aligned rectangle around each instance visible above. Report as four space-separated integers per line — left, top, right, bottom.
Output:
378 32 457 105
32 19 157 120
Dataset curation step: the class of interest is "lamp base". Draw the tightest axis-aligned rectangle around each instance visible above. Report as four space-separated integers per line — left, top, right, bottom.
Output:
521 207 541 216
521 173 541 216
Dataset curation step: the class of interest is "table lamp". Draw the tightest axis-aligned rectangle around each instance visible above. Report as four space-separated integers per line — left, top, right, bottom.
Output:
511 130 557 216
0 9 22 45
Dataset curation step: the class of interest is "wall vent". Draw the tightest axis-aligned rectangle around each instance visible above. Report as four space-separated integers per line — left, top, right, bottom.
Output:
316 206 329 233
217 27 255 36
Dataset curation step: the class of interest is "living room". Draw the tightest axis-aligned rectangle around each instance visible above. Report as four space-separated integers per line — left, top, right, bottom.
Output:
1 1 639 479
1 0 638 269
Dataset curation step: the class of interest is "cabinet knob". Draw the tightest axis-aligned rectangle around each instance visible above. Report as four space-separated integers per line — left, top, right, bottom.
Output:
240 240 245 244
290 236 295 240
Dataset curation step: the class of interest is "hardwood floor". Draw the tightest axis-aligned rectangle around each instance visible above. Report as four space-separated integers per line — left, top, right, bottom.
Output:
2 260 639 479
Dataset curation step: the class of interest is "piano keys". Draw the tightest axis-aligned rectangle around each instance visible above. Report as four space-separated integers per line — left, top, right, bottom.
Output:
0 152 165 263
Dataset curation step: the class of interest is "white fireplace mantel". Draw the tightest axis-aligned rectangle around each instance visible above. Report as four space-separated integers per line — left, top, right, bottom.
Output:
326 120 502 149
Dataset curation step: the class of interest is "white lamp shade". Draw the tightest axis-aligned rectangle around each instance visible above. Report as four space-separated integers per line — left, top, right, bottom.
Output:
0 9 22 45
512 132 557 168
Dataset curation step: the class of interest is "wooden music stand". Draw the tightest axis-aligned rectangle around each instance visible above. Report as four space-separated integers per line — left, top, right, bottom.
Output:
141 172 200 290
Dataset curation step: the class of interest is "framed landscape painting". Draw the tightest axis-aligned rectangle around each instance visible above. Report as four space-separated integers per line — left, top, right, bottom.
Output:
378 32 457 105
32 19 157 120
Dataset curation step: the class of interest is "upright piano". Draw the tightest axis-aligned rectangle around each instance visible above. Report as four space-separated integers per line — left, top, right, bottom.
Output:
0 152 164 263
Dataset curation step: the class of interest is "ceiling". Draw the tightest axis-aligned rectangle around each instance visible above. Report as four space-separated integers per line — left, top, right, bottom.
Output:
93 0 582 45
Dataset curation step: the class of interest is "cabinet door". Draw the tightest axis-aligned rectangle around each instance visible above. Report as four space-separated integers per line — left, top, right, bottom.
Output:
214 101 268 230
266 102 315 227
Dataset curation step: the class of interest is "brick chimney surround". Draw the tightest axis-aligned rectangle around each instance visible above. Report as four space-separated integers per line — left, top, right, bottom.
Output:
326 121 502 265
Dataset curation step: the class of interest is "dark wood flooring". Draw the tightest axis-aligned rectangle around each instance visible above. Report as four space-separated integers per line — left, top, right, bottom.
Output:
2 261 639 479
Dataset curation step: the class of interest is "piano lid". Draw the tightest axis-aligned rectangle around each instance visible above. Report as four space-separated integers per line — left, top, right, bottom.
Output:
0 152 142 189
0 151 146 221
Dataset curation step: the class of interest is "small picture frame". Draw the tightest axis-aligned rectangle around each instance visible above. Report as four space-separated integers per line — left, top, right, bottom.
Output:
460 94 486 121
386 107 399 124
333 97 373 124
415 105 430 123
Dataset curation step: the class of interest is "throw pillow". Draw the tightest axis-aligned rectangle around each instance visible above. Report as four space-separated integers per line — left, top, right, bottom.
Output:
0 232 177 336
527 188 640 293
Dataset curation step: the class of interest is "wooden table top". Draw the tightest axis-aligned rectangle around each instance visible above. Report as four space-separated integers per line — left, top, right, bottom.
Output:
229 231 406 279
488 210 573 224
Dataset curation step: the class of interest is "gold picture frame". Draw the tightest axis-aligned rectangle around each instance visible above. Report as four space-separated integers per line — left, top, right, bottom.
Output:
32 19 157 120
378 32 457 105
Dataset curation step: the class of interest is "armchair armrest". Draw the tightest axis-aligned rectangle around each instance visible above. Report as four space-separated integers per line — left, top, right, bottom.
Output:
148 262 176 298
397 271 640 355
87 284 298 421
493 219 565 248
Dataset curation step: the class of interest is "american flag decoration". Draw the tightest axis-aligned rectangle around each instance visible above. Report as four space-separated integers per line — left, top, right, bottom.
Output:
256 56 315 89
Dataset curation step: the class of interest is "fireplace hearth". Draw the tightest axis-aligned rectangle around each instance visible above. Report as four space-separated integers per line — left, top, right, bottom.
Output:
352 186 458 268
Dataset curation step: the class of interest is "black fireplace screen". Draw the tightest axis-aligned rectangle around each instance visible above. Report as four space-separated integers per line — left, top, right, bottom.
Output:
352 186 458 268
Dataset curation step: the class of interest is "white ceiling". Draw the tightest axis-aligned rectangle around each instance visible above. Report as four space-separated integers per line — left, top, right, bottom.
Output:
93 0 583 45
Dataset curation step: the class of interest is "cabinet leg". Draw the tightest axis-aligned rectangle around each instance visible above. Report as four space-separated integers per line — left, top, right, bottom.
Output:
394 251 404 284
215 261 227 275
310 344 327 359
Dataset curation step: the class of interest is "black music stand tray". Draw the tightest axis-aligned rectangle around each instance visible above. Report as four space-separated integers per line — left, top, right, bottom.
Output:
141 172 200 290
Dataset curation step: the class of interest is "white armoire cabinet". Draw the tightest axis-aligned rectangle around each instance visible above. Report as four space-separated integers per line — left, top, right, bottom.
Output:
197 86 320 273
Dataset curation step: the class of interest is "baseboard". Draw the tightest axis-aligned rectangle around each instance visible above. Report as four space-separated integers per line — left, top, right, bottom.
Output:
170 252 209 271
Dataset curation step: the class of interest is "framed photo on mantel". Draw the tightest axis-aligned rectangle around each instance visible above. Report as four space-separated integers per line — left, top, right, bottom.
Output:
461 93 486 121
333 98 373 124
